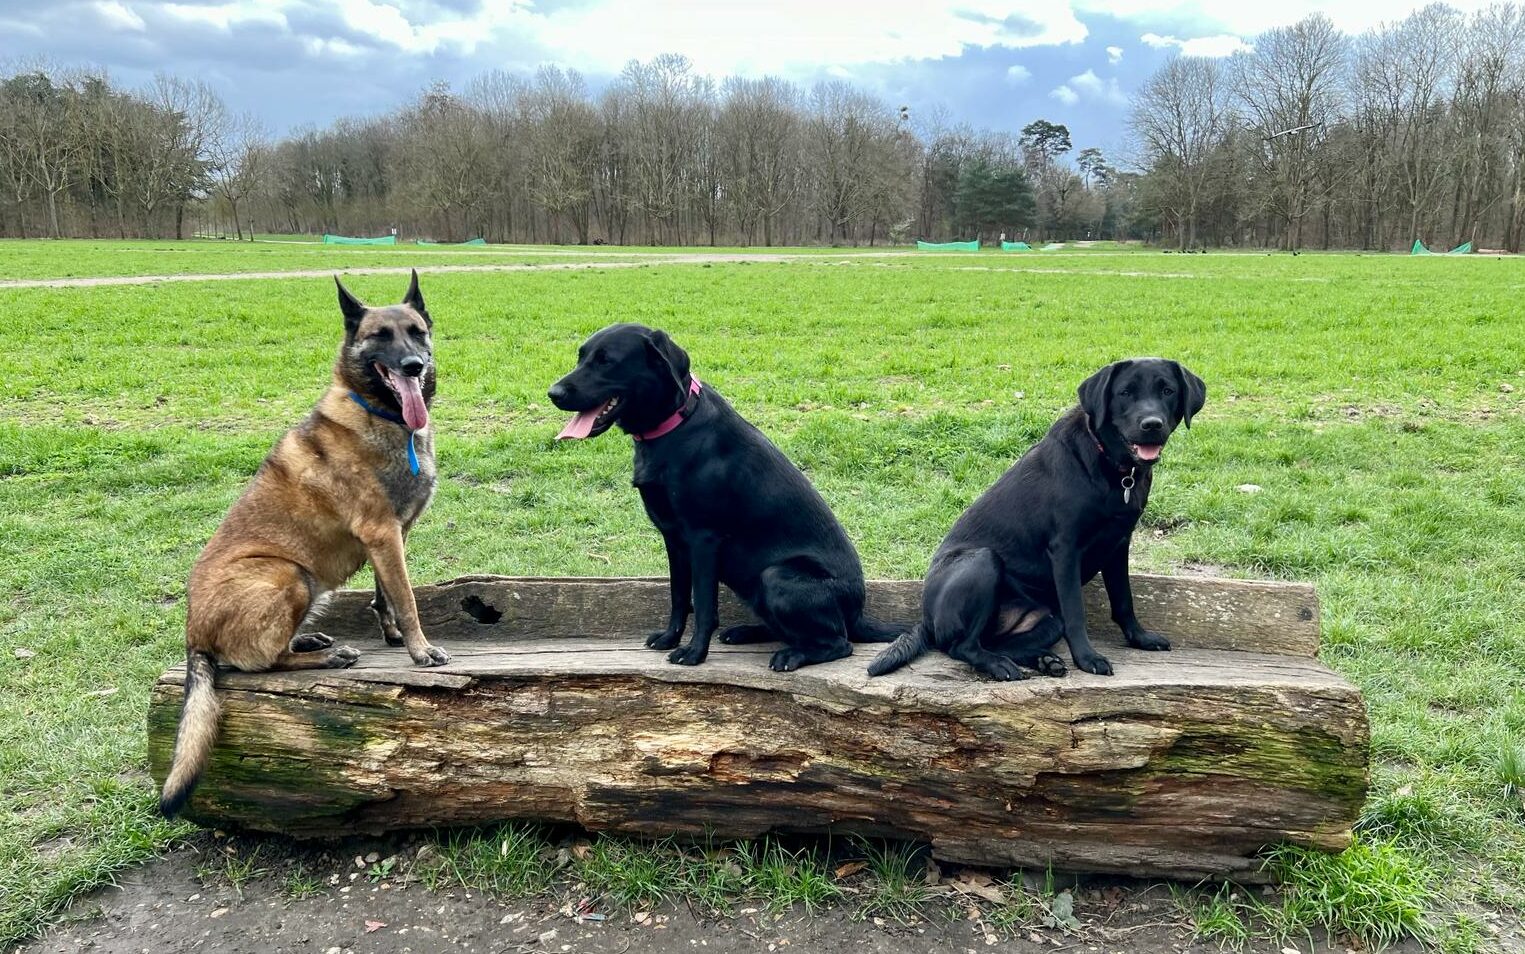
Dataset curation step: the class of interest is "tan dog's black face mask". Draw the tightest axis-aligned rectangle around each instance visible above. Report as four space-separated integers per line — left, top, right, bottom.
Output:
337 270 435 431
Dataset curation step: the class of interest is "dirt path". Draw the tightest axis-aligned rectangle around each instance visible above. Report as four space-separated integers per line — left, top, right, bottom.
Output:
14 840 1421 954
0 252 914 290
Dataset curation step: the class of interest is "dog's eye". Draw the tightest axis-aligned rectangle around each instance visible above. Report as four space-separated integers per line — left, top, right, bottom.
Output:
1118 388 1134 398
409 327 427 340
594 352 612 365
371 327 393 341
1161 386 1175 397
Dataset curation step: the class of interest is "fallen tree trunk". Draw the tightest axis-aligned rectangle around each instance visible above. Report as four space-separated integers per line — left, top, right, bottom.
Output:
147 575 1367 881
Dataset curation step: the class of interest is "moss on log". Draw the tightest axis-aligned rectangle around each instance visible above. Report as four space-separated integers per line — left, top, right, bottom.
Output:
147 575 1365 881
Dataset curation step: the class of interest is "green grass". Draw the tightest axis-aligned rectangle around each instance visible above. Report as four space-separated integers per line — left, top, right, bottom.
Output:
2 242 1524 946
851 838 931 921
280 862 325 900
740 839 843 913
414 824 555 898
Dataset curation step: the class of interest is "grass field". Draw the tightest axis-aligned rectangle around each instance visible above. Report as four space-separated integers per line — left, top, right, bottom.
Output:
2 240 1524 948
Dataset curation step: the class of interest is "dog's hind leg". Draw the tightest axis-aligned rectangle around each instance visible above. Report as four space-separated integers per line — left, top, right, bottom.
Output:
209 559 360 673
718 623 773 645
755 564 853 672
996 615 1067 677
926 548 1027 681
370 579 405 647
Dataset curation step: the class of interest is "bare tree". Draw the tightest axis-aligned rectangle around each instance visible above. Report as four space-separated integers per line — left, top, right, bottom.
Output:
1130 56 1233 249
519 67 599 244
1232 14 1349 248
719 77 801 245
206 105 269 240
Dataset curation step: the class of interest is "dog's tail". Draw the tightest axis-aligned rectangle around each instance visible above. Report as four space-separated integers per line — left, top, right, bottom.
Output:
159 649 220 819
866 623 929 677
851 612 905 643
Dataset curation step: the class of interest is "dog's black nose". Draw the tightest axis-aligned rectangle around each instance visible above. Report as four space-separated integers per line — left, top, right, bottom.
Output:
400 356 426 377
548 382 568 404
1141 416 1165 433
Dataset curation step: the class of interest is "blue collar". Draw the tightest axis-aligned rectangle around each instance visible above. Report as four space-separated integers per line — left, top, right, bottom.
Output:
348 391 420 476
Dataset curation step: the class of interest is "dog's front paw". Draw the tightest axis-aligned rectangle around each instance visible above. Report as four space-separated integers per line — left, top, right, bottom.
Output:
326 645 361 668
1126 629 1171 651
982 657 1029 681
668 643 708 666
1074 651 1112 676
1034 652 1067 677
413 645 450 667
645 630 681 651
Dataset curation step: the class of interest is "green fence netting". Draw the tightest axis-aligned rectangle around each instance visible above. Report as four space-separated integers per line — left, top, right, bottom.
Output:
1000 241 1032 251
323 234 398 245
917 240 979 251
417 238 487 246
1411 240 1472 255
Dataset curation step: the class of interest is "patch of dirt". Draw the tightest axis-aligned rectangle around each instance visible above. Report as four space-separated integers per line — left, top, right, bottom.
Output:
14 841 1429 954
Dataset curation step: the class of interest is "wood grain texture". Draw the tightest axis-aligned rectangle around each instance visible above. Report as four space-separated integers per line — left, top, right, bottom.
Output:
298 574 1322 656
147 576 1364 881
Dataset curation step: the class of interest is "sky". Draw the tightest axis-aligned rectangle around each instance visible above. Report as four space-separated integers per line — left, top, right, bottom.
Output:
0 0 1501 162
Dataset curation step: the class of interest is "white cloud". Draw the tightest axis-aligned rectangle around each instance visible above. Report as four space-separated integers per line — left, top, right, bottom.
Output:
1050 84 1079 105
1141 32 1251 57
1005 64 1032 84
1061 68 1126 104
527 1 1088 76
1106 44 1123 64
160 2 288 31
1080 0 1500 37
94 0 146 31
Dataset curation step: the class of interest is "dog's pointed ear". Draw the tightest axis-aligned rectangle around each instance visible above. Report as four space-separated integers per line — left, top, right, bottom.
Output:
336 276 366 335
1077 360 1125 430
642 328 690 395
1172 361 1207 428
403 269 429 326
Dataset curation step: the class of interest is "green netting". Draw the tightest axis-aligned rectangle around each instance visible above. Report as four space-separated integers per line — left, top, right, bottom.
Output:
1412 240 1473 255
417 238 487 246
323 234 397 245
1000 241 1032 251
917 240 979 251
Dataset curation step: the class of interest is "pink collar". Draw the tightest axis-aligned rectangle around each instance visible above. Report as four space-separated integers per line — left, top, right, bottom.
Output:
632 376 702 442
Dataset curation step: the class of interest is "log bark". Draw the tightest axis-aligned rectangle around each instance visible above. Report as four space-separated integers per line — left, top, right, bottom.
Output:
146 575 1365 882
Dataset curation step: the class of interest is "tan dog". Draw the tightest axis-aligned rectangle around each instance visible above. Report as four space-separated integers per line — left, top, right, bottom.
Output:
159 271 449 817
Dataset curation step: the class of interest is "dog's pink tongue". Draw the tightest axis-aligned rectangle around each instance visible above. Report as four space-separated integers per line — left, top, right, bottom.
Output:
1134 444 1162 462
397 376 429 431
557 410 599 440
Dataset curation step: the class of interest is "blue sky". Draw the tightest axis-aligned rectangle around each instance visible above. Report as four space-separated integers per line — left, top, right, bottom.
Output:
0 0 1496 165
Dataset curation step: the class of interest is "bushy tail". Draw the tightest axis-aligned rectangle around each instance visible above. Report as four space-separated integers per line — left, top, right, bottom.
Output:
159 650 220 818
866 623 928 677
851 612 905 643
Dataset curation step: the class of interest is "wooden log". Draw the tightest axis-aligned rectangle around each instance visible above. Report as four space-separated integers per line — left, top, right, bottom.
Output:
146 575 1365 882
299 574 1322 656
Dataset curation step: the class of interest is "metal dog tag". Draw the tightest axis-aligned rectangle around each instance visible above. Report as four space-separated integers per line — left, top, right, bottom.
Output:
1121 468 1136 504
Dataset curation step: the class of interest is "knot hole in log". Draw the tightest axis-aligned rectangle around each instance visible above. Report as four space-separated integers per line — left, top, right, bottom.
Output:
461 595 502 624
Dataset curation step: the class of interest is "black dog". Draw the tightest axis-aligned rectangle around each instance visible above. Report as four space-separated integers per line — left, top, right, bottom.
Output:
868 358 1205 680
549 323 900 671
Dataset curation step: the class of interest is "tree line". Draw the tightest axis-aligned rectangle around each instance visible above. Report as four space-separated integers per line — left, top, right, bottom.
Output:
1131 5 1525 251
4 2 1522 250
0 56 1076 246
